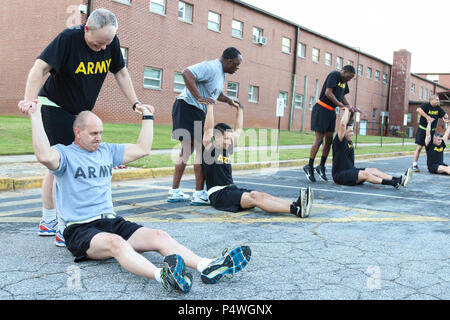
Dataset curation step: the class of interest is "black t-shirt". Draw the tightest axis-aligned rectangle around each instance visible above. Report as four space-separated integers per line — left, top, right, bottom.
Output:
332 135 355 176
202 145 234 191
38 24 125 115
418 103 446 130
319 71 350 108
426 140 446 169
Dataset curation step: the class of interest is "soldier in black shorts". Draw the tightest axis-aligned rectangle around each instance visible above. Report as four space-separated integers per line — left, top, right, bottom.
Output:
202 104 313 218
412 95 448 172
332 107 413 189
303 65 356 183
425 118 450 175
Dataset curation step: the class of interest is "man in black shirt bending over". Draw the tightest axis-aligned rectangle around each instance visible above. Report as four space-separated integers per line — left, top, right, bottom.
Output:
425 118 450 175
202 104 313 218
332 107 413 189
18 9 152 247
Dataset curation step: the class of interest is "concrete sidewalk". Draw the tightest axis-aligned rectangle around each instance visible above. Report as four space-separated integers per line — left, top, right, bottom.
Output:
0 143 417 191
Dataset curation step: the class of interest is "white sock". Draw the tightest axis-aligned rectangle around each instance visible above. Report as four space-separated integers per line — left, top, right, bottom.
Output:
154 268 163 283
42 208 56 222
413 162 417 166
196 258 213 273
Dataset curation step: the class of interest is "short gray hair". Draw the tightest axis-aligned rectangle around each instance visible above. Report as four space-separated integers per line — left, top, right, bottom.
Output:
86 8 118 31
73 111 102 131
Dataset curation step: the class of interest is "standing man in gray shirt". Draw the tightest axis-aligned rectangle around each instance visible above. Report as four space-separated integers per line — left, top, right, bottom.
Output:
169 47 243 205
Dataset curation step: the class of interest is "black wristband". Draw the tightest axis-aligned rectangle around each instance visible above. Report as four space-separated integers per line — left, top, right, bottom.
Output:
142 114 154 120
133 101 141 111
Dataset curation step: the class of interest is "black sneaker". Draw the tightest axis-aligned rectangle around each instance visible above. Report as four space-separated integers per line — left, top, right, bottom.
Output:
161 254 193 293
303 165 316 182
401 168 413 187
201 246 251 284
314 165 328 181
305 187 314 218
294 188 307 218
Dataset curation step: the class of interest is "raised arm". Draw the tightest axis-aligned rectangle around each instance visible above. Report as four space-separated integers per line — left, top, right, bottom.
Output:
337 107 351 142
232 105 244 145
122 105 155 164
203 104 215 149
424 118 434 146
443 123 450 144
26 102 61 170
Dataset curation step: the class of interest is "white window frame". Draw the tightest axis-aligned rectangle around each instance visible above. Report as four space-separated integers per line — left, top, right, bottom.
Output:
173 72 185 93
366 67 372 79
298 43 306 58
282 37 291 54
248 85 259 103
252 27 263 43
279 91 288 108
325 52 332 67
178 1 193 23
336 57 343 70
227 82 239 99
294 94 303 109
144 67 162 90
312 48 320 63
358 64 363 77
231 19 243 39
375 70 380 82
208 11 221 32
150 0 166 15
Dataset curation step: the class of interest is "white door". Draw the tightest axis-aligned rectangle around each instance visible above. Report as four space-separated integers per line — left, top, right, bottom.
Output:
359 120 367 136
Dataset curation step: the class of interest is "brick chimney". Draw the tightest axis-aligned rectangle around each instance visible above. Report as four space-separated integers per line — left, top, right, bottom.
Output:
389 50 412 132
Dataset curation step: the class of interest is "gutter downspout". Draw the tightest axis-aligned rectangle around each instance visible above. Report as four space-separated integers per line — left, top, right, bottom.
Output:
288 27 300 131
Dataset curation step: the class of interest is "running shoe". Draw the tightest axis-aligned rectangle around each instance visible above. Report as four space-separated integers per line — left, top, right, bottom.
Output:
294 188 308 218
303 165 316 182
305 187 314 218
38 219 57 236
401 168 413 188
167 189 190 203
191 190 210 206
161 254 193 293
314 165 328 181
54 230 66 247
412 164 420 172
201 246 251 284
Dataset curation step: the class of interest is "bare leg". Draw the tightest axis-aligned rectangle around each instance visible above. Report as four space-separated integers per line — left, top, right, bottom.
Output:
193 139 205 191
42 171 55 209
413 145 423 163
365 168 393 180
172 139 194 189
436 165 450 175
309 132 325 160
240 191 291 213
321 132 333 159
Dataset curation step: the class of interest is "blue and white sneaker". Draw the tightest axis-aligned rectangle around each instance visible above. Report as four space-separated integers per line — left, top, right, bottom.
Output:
38 219 57 236
167 189 191 203
201 246 251 284
191 190 210 206
54 230 66 247
161 254 193 293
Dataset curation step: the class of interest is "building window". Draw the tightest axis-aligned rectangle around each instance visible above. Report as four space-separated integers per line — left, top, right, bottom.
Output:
309 96 315 111
336 57 343 70
281 37 291 54
366 67 372 79
411 83 415 93
120 47 128 67
178 1 193 23
227 82 239 99
325 52 332 67
407 113 412 123
312 48 320 63
375 70 380 82
298 43 306 58
294 94 303 109
113 0 131 5
357 64 363 77
232 19 243 39
150 0 166 15
279 91 288 108
382 72 388 84
424 88 428 100
208 11 221 32
173 72 185 93
252 27 263 43
347 60 354 66
419 87 423 99
372 108 377 122
248 85 259 103
144 67 162 90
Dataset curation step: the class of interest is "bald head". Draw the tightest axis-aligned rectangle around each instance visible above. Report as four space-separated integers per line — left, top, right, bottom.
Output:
73 111 103 152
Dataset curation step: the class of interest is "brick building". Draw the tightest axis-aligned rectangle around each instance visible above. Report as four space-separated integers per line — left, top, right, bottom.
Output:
1 0 448 137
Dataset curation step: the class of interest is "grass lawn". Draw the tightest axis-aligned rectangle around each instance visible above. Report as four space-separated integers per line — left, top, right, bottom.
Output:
0 115 414 156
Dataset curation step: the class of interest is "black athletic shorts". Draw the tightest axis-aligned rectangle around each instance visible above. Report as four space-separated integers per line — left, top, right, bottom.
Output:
333 168 365 186
311 103 337 133
415 128 428 146
172 99 206 142
41 105 76 146
428 163 447 174
63 216 142 262
209 185 253 212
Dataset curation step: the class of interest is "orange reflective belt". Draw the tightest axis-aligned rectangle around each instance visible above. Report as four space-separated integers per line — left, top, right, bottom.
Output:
317 99 335 111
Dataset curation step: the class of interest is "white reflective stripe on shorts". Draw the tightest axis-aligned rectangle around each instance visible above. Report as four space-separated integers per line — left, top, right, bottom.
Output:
66 213 117 227
38 96 61 108
207 185 233 197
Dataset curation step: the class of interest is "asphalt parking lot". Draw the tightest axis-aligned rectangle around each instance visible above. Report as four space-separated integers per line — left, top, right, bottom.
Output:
0 155 448 301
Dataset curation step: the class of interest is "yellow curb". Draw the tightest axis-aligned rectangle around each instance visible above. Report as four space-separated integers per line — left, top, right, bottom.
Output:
0 151 417 191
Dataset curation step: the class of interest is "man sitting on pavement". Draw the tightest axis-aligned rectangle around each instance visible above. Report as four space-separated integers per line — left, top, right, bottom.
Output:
425 118 450 175
202 103 313 218
24 100 251 293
